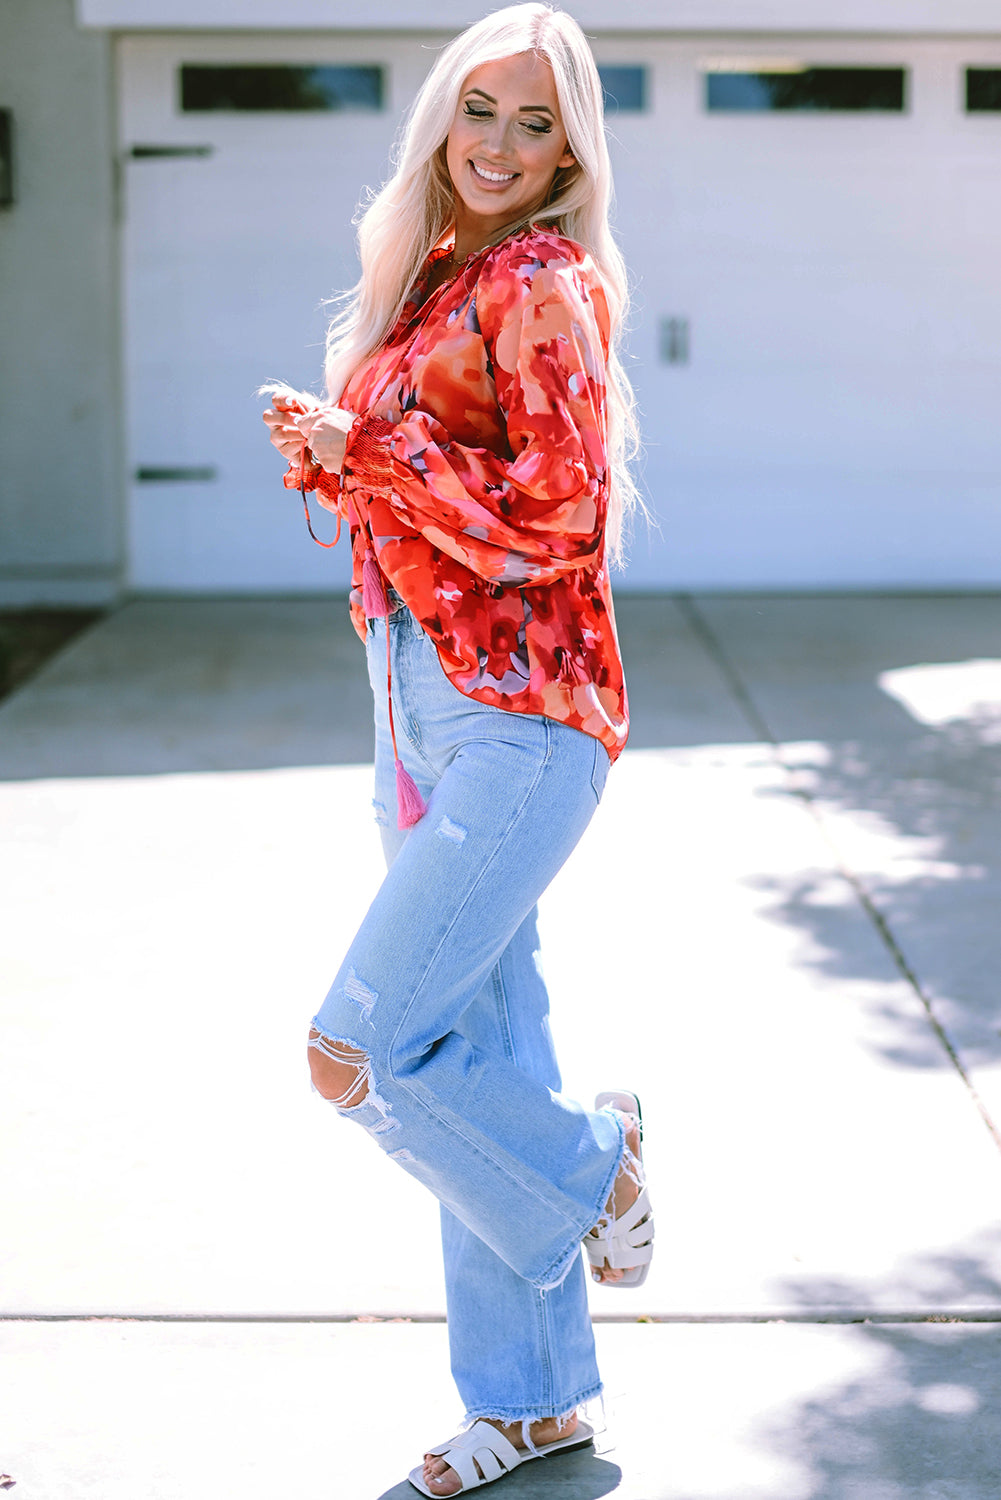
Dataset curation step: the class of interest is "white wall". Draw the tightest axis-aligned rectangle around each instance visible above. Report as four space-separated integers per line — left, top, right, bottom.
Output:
0 0 122 605
75 0 1001 33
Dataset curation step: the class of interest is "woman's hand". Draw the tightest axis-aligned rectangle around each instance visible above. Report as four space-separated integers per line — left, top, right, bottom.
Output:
294 405 356 473
262 390 318 465
262 393 356 473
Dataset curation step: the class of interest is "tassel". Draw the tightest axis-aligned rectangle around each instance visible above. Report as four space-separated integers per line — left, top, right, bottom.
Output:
395 759 428 829
362 552 389 617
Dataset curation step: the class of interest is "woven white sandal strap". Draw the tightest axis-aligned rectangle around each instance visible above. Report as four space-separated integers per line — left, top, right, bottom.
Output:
616 1185 655 1253
425 1422 524 1490
585 1184 655 1271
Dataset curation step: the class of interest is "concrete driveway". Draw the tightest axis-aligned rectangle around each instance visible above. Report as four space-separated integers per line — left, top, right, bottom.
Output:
2 592 1000 1498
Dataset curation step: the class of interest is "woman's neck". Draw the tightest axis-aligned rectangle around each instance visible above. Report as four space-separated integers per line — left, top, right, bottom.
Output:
450 211 535 265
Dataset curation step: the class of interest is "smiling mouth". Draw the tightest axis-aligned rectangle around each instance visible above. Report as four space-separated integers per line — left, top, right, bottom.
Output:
471 162 518 184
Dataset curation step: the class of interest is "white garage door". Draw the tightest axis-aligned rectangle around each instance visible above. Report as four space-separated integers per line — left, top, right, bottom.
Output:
119 33 426 592
605 35 1001 587
119 33 1001 591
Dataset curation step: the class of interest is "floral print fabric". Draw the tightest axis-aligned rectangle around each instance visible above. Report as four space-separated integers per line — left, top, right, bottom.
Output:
286 226 629 762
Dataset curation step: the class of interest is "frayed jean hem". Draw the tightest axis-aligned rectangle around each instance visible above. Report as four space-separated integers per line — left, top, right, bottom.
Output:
462 1380 604 1430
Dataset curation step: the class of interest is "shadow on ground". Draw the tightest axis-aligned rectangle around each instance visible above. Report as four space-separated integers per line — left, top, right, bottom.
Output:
0 607 103 700
0 593 757 781
764 1242 1001 1499
748 718 1001 1071
0 597 375 778
4 592 999 1096
377 1448 622 1500
686 596 1001 1079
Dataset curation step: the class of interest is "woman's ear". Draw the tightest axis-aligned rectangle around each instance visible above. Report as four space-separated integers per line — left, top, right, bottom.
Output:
558 146 576 170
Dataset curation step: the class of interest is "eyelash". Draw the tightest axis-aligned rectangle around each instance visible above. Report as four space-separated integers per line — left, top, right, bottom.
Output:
462 103 552 135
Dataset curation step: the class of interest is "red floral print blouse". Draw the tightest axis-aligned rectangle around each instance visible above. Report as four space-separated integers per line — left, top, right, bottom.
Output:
286 225 629 763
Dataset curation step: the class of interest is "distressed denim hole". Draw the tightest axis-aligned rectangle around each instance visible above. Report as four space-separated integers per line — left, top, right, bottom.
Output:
342 967 378 1018
307 1030 372 1108
436 814 467 844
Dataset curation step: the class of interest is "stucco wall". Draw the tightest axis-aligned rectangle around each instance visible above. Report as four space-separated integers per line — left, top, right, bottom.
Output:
0 0 122 605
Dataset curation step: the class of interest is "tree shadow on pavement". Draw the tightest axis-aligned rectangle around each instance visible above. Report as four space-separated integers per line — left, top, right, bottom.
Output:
694 595 1001 1079
757 716 1001 1072
763 1244 1001 1500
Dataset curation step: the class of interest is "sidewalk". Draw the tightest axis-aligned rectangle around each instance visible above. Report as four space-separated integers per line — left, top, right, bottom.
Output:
2 593 1000 1498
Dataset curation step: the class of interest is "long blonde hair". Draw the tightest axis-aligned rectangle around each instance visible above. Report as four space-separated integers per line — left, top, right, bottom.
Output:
326 2 641 560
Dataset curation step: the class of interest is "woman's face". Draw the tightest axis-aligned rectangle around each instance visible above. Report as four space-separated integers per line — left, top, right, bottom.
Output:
445 52 576 252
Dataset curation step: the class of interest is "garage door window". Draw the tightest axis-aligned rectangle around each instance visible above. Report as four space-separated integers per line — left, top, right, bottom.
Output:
705 64 906 113
597 66 647 112
179 65 384 112
966 69 1001 111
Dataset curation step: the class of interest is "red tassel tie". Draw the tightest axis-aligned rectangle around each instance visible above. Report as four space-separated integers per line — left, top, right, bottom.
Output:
395 759 427 829
362 551 389 618
365 549 428 830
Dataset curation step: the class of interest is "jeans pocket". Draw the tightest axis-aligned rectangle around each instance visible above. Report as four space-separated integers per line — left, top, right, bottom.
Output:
590 738 611 804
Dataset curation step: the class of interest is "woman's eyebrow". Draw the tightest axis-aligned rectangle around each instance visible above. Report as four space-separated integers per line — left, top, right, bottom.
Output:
464 87 555 115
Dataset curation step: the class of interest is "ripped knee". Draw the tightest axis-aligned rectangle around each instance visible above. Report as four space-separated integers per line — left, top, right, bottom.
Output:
307 1029 372 1108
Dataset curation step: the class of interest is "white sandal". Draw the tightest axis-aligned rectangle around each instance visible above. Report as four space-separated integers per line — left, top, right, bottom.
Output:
408 1417 594 1495
585 1090 655 1288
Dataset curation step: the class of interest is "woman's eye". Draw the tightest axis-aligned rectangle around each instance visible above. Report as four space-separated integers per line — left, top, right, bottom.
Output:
463 104 492 119
523 120 552 135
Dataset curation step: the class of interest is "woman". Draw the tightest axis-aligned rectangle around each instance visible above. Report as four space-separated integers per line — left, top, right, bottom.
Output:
262 6 653 1493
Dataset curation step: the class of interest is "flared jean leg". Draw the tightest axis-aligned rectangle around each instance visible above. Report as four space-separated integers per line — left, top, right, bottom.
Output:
370 710 600 1421
443 911 600 1423
311 608 621 1289
441 1208 599 1425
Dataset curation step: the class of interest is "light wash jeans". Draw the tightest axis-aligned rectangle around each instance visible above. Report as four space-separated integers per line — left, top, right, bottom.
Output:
311 600 624 1423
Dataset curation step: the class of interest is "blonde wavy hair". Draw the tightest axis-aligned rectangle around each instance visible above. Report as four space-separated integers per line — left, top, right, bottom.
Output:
325 2 641 560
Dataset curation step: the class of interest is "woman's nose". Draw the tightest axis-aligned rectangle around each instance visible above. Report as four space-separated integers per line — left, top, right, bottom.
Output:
481 117 514 156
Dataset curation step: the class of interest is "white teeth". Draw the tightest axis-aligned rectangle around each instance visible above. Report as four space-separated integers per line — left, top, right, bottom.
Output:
472 163 516 183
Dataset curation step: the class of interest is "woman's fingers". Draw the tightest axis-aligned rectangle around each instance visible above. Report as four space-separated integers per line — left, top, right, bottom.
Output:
295 405 354 440
264 420 300 445
263 406 307 456
293 409 321 441
268 387 319 415
262 398 355 469
263 420 308 463
262 407 291 433
293 407 354 472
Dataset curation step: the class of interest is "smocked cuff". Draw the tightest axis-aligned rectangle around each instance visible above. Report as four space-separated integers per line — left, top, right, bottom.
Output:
282 452 324 493
344 416 397 489
314 468 343 510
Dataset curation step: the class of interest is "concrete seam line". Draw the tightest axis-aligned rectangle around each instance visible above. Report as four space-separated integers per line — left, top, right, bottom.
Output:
676 593 1001 1159
3 1309 1001 1325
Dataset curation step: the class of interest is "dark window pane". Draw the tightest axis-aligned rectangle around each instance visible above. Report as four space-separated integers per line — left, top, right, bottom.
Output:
180 65 384 112
597 66 646 112
706 67 906 112
966 68 1001 112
